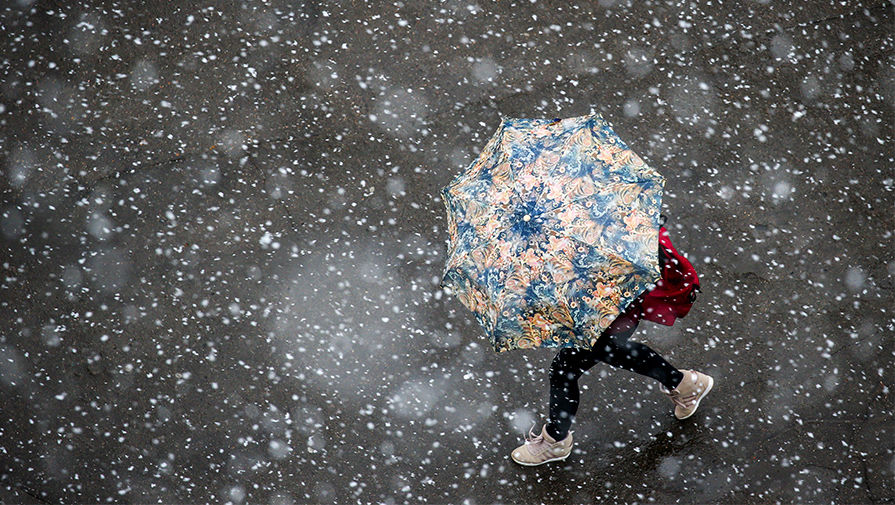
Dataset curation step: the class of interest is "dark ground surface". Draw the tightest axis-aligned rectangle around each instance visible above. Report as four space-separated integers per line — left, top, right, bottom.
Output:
1 1 893 504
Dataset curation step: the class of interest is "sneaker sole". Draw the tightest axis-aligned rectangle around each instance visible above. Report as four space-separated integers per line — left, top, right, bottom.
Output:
677 375 714 420
511 451 571 466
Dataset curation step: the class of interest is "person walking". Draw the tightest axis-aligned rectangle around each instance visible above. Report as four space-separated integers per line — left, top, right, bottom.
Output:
510 223 714 466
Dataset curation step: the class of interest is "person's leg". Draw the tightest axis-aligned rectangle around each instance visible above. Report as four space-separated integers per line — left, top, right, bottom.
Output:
593 308 683 389
600 313 714 420
546 346 600 441
595 303 684 389
595 336 684 390
544 310 643 441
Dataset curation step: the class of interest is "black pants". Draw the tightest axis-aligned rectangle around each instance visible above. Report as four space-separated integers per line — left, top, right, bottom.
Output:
546 311 684 441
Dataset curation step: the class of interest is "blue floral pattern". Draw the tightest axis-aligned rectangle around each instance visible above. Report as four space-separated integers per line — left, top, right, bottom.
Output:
441 113 665 352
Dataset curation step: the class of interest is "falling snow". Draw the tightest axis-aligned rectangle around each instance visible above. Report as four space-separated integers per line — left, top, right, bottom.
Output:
0 0 893 504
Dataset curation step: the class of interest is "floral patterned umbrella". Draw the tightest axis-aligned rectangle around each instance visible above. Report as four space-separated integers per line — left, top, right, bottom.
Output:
441 112 665 353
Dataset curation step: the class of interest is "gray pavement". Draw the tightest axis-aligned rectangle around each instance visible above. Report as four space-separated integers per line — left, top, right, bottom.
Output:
1 0 893 503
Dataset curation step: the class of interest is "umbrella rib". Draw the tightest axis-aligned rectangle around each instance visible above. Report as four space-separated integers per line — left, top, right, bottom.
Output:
527 117 599 207
450 123 525 256
454 205 509 270
488 227 630 338
540 172 654 220
496 116 597 232
487 226 587 326
537 225 659 328
497 123 538 210
489 229 550 319
538 213 658 281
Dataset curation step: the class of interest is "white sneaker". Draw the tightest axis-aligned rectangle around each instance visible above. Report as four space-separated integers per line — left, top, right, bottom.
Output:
510 424 573 466
663 370 714 419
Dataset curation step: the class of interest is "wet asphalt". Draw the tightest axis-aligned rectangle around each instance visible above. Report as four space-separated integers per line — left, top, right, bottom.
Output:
0 1 893 504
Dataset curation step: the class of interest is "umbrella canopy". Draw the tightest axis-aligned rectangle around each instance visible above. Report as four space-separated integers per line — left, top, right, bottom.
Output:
441 112 665 353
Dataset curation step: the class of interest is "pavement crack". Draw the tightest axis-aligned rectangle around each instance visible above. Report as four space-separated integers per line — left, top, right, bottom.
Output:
856 380 887 504
10 483 53 505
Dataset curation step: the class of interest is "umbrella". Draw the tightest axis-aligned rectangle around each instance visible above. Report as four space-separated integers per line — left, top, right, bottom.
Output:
441 112 665 353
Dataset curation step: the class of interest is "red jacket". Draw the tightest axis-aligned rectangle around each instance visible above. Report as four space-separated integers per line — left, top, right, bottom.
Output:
635 226 700 326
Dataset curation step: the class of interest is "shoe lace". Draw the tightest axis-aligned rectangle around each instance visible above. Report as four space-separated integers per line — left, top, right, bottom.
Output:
662 387 699 409
524 422 543 445
523 423 573 447
664 388 691 409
